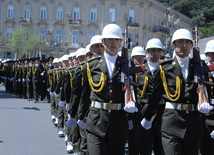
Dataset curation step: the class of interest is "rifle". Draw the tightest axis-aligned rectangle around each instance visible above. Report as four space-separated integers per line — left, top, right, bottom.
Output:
193 25 209 106
121 26 146 110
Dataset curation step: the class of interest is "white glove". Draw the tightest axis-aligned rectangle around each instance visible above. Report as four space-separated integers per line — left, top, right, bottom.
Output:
77 119 86 129
50 92 54 96
124 101 138 113
59 101 65 107
66 114 77 128
198 102 213 114
128 120 133 130
40 72 44 76
141 118 152 130
28 79 30 82
66 104 69 111
210 130 214 139
54 92 59 97
22 78 25 82
18 79 21 82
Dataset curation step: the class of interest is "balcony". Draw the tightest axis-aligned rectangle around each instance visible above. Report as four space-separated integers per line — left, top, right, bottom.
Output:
127 22 139 30
5 18 15 26
19 17 32 26
68 19 82 27
153 26 169 34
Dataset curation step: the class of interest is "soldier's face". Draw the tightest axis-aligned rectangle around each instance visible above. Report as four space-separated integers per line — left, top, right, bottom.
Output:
206 52 214 64
148 48 162 63
174 39 193 58
131 55 145 65
78 55 86 62
103 38 122 56
92 43 104 56
86 52 94 60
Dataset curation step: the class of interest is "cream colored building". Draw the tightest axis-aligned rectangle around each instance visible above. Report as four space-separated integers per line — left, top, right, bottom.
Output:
0 0 193 60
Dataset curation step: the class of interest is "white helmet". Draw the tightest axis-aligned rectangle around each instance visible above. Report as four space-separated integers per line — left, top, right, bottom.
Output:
76 48 86 58
53 58 59 63
90 35 102 46
204 40 214 53
68 52 76 58
102 24 123 40
131 46 146 57
146 38 163 51
85 44 91 54
61 54 69 61
171 29 193 46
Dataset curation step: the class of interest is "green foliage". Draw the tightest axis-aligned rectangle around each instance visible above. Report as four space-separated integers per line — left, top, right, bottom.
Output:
157 0 214 38
199 26 214 38
6 27 44 59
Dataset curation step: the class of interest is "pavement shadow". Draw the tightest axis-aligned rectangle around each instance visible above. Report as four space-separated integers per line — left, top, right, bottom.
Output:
23 107 40 111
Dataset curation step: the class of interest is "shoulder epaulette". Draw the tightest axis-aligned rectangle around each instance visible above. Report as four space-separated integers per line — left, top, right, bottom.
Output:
159 58 173 65
87 55 101 63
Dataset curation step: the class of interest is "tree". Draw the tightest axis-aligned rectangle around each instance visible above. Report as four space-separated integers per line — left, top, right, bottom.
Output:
157 0 214 38
6 27 44 59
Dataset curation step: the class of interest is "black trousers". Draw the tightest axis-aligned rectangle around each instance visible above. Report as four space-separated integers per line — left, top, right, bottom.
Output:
200 125 214 155
87 131 127 155
162 131 200 155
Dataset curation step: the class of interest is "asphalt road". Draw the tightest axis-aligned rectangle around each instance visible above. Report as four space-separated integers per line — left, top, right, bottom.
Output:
0 84 69 155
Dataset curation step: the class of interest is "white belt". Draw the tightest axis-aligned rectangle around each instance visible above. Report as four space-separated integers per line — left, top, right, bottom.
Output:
210 98 214 105
140 98 148 103
91 101 122 111
165 102 196 111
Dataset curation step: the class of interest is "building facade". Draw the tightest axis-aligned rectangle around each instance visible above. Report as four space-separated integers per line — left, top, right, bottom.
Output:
0 0 193 60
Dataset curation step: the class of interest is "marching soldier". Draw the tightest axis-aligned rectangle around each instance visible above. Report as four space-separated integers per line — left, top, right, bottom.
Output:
40 59 48 101
67 24 129 155
26 58 34 101
32 57 44 103
22 59 29 99
141 29 213 155
55 54 70 138
49 58 60 126
201 40 214 155
46 56 54 103
135 39 164 155
67 35 105 154
128 46 146 155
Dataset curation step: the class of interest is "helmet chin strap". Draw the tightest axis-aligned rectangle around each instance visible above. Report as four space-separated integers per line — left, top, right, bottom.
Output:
102 40 118 56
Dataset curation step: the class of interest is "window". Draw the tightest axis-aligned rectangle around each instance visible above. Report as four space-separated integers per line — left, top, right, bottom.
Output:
56 30 62 43
74 8 80 20
40 29 46 42
90 8 97 21
24 6 30 18
109 9 115 22
57 7 63 20
89 31 96 42
40 7 47 19
129 10 135 23
72 30 79 47
8 6 14 18
4 51 14 60
6 28 13 40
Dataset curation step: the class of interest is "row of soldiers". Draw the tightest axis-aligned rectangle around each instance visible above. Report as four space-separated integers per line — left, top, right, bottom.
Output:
1 23 214 155
0 57 54 103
